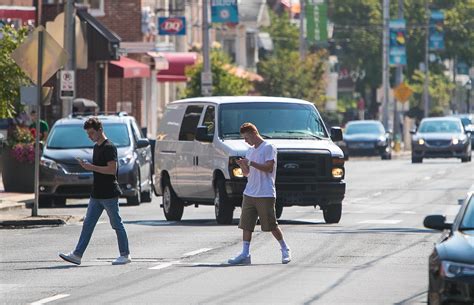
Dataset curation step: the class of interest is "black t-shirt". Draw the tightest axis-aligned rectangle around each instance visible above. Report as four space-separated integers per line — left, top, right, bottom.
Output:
92 139 122 199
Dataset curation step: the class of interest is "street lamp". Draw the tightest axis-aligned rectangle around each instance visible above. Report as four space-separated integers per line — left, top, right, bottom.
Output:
465 79 472 113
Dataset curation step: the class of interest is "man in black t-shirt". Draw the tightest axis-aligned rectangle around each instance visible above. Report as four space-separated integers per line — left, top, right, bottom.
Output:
59 117 131 265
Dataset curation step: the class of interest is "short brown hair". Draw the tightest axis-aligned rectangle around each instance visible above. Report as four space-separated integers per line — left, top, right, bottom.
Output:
83 117 102 131
240 122 259 134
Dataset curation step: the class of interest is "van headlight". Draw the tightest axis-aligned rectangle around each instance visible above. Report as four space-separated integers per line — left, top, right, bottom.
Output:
332 167 344 179
229 156 245 178
232 167 244 178
441 261 474 278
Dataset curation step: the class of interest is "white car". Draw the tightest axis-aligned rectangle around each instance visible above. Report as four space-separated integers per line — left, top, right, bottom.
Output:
154 96 346 224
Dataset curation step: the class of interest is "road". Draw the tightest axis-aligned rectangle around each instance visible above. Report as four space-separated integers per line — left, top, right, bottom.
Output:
1 156 473 305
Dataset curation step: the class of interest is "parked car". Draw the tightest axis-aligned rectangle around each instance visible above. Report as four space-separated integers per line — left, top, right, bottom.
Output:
411 117 472 163
341 120 392 160
423 189 474 305
39 113 154 206
451 113 474 148
154 96 346 224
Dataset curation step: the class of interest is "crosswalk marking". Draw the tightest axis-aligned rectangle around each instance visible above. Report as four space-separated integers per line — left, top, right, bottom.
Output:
358 220 402 224
182 248 213 258
149 262 176 270
30 294 70 305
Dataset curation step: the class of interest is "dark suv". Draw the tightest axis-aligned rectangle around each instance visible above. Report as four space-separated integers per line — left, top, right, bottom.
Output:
39 113 154 206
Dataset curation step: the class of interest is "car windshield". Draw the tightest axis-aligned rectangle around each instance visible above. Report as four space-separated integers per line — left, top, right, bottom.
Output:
418 120 462 133
459 117 471 127
47 123 130 149
460 196 474 230
345 123 384 135
219 102 328 139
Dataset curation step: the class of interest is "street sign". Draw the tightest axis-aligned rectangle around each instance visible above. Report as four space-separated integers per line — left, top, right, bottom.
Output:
11 26 67 85
389 19 407 66
393 82 413 103
201 71 212 85
60 70 75 98
211 0 239 23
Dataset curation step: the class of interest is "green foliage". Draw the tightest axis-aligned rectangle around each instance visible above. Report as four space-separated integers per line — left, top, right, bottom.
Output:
256 50 327 109
182 49 252 98
0 26 30 118
261 11 299 53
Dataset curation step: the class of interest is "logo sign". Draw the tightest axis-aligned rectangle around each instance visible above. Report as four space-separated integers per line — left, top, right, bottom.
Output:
60 70 75 99
429 11 444 51
389 19 407 66
283 163 299 169
211 0 239 23
158 17 186 35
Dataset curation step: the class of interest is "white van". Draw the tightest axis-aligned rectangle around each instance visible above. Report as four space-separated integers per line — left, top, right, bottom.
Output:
154 96 346 224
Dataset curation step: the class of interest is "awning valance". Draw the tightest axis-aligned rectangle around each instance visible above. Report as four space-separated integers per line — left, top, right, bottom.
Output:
109 57 150 78
0 6 35 25
157 52 198 82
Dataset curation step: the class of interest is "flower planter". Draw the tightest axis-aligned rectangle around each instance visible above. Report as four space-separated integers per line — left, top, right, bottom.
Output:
1 148 34 193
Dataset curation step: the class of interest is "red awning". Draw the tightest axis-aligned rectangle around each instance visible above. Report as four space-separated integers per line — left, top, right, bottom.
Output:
157 52 198 82
0 6 36 25
109 57 150 78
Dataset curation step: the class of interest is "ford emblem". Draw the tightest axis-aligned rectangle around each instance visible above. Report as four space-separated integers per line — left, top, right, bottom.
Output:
283 163 299 169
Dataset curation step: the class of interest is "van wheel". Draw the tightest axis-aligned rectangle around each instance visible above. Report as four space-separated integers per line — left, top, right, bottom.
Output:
162 181 183 221
214 179 234 224
323 203 342 224
275 204 283 219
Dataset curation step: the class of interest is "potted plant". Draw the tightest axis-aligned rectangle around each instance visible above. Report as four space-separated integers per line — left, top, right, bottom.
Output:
1 124 35 192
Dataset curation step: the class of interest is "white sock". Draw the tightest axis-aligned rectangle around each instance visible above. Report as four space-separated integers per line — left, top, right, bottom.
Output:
242 241 250 256
278 239 289 251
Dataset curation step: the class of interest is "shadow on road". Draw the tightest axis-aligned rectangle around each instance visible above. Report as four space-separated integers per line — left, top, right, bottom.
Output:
124 218 328 227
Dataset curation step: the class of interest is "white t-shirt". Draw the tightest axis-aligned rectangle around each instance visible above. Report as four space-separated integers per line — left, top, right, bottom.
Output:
243 141 277 198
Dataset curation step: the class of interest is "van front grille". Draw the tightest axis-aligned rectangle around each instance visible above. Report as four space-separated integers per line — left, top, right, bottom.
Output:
276 151 331 183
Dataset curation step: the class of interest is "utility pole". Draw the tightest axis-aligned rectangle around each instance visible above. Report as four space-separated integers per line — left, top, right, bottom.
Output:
423 0 430 118
393 0 403 137
382 0 390 129
299 0 306 59
62 0 75 117
201 0 212 96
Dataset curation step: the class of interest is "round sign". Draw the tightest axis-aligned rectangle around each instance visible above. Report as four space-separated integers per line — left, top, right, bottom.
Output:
219 9 230 19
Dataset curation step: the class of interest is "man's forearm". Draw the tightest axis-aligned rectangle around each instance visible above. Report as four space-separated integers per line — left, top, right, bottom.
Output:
249 161 273 173
90 164 116 175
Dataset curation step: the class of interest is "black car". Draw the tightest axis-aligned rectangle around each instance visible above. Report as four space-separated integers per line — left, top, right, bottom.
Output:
424 190 474 305
39 113 154 206
451 114 474 149
341 120 392 159
411 117 472 163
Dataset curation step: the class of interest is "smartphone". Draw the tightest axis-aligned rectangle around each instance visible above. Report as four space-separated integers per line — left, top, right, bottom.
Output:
75 157 85 163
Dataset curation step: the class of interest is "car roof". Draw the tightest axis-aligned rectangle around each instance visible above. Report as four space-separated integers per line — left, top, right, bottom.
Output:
420 117 462 123
53 115 132 126
346 120 383 125
169 96 314 105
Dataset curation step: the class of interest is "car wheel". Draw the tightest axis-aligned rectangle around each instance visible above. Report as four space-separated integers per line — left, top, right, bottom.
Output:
461 156 470 163
381 153 391 160
127 171 141 205
39 195 54 207
53 197 66 207
214 179 234 224
412 156 422 163
275 203 283 219
323 203 342 224
162 180 183 221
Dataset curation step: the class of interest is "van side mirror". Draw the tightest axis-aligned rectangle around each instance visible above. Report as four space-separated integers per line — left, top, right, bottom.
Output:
423 215 452 231
195 126 213 142
137 138 150 148
330 127 343 142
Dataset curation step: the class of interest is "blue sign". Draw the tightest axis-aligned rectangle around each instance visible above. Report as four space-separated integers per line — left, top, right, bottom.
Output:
158 17 186 35
389 19 407 66
429 11 444 51
211 0 239 23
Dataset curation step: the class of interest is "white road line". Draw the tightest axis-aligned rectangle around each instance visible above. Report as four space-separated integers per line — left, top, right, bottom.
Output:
423 176 432 180
399 211 416 214
30 294 70 305
358 220 402 224
372 192 382 197
149 262 176 270
351 197 370 203
182 248 213 258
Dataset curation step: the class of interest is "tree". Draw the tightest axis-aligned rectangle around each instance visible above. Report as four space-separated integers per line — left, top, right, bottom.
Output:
261 10 299 54
256 50 327 109
182 49 252 98
0 26 30 118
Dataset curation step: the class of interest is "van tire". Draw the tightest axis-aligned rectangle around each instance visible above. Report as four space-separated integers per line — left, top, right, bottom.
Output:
214 179 234 224
323 203 342 224
162 181 183 221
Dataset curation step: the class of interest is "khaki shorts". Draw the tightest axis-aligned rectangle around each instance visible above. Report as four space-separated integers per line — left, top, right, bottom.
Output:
238 195 278 232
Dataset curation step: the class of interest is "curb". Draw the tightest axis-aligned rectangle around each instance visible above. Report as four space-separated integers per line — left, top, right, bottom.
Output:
0 215 82 229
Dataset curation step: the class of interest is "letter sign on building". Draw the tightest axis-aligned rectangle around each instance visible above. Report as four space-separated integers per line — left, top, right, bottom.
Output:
158 17 186 36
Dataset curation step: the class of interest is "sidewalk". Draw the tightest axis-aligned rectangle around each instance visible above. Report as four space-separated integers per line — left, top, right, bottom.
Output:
0 175 80 228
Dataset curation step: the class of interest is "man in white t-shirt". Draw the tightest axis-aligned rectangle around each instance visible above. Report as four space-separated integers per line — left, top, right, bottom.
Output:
228 123 291 265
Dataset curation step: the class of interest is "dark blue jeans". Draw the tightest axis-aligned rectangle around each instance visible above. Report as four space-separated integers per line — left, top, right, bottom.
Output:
74 197 129 257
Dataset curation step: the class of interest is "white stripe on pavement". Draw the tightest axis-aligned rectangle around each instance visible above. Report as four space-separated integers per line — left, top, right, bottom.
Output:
358 220 402 224
181 248 213 258
30 294 70 305
149 262 176 270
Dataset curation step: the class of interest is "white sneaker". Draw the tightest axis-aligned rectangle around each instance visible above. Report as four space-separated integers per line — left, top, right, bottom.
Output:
281 248 291 264
112 255 131 265
59 252 81 265
228 253 251 265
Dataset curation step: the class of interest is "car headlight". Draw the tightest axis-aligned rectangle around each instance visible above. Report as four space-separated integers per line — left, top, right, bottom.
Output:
418 138 425 145
441 261 474 278
119 154 133 166
377 137 387 146
40 156 59 170
452 138 459 145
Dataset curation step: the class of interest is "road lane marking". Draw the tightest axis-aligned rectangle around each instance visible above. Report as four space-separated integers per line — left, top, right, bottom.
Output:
399 211 416 214
182 248 213 258
358 220 402 224
423 176 432 180
149 262 176 270
30 294 70 304
372 192 382 197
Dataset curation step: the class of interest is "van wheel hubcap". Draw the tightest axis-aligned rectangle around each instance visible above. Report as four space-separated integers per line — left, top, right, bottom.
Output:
163 186 171 213
214 189 220 216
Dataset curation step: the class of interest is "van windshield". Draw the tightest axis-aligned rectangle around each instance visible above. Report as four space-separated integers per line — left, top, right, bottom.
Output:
219 102 328 139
